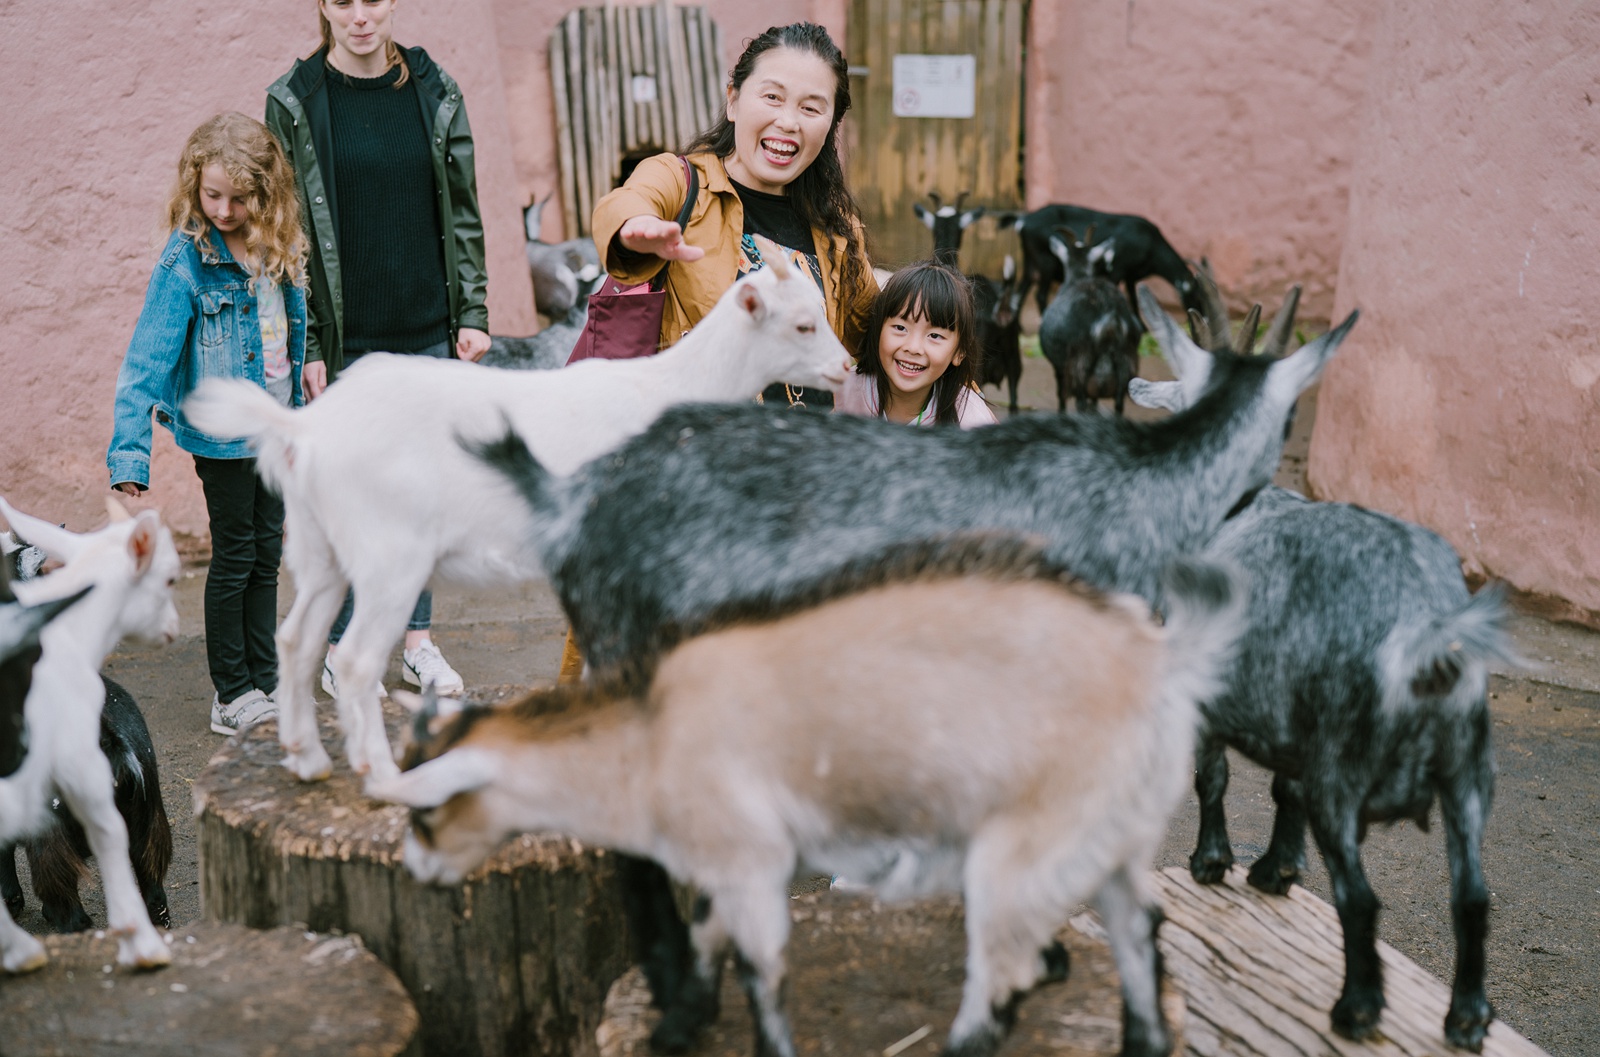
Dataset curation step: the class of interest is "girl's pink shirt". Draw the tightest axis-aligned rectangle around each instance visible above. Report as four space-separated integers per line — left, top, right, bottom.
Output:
834 369 999 428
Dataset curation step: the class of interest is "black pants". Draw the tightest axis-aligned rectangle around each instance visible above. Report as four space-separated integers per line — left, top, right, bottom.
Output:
193 455 283 703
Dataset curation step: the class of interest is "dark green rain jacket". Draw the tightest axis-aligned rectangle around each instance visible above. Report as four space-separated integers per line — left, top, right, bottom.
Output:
266 45 489 381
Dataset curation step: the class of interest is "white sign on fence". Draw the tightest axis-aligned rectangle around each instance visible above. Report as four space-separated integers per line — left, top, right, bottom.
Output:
891 54 976 119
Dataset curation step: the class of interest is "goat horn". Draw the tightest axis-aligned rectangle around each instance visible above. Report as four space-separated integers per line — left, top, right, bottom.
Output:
927 191 943 209
955 190 971 212
1191 258 1233 354
1234 304 1262 356
1259 283 1303 358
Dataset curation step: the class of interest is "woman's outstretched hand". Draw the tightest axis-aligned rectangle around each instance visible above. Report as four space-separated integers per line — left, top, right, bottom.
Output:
618 215 705 261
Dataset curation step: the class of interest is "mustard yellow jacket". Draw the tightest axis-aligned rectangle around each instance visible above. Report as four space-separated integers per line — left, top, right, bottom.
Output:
591 151 877 355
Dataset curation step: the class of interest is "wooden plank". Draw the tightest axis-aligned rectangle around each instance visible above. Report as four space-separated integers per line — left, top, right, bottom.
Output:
620 3 643 153
563 11 594 236
663 0 696 149
584 7 608 211
640 6 662 151
549 21 581 241
606 3 629 170
682 7 705 131
1114 866 1554 1057
699 6 724 125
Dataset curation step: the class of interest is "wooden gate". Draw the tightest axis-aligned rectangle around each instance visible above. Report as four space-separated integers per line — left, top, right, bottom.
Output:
550 0 727 240
845 0 1027 275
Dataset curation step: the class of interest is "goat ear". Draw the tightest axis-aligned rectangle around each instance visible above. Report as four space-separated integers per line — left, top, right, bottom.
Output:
913 203 936 229
523 204 542 242
736 280 768 323
1138 285 1214 395
959 206 985 229
1127 378 1188 413
1047 234 1069 269
127 511 161 576
368 748 497 810
0 498 86 564
1002 254 1016 281
1265 308 1360 406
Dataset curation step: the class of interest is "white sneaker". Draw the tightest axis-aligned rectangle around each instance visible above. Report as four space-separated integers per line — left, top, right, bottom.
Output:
402 640 465 696
210 689 278 736
321 655 388 700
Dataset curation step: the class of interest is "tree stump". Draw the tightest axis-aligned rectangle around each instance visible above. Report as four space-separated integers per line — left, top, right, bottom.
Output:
193 690 632 1057
0 921 416 1057
596 889 1187 1057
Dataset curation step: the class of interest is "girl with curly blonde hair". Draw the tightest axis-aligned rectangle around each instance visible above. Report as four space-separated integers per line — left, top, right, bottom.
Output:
108 111 309 736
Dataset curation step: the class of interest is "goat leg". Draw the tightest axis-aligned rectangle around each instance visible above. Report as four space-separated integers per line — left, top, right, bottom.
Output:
1246 773 1309 895
1188 734 1234 883
126 780 173 929
714 882 795 1057
0 844 23 919
1441 772 1494 1052
1097 869 1172 1057
1308 799 1384 1041
28 818 94 933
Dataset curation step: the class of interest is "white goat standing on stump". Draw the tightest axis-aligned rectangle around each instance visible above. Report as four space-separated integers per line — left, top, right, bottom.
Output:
184 252 852 787
371 540 1246 1057
0 497 179 973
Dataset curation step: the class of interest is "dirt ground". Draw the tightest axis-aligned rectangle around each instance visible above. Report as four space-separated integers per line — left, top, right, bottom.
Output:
8 346 1597 1056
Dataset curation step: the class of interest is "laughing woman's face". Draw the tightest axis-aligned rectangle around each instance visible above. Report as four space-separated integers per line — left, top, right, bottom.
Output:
721 47 837 195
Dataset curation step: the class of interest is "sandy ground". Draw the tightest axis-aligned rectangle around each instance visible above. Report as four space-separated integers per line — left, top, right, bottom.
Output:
7 345 1597 1056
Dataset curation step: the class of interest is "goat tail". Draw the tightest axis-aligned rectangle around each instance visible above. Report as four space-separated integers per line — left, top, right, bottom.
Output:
1157 557 1248 722
461 419 563 523
183 378 301 492
1379 581 1522 713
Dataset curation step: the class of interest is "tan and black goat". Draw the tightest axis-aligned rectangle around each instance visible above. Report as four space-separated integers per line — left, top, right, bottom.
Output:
370 540 1245 1057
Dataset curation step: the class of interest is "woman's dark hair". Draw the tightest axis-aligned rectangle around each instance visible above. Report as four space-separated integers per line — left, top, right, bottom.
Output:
855 260 982 426
685 23 871 321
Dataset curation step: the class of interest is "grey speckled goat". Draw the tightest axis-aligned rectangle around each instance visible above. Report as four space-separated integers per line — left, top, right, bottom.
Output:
472 283 1358 1053
1129 279 1518 1053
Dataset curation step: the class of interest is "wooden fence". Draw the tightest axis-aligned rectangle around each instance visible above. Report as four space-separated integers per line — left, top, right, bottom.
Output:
550 0 727 239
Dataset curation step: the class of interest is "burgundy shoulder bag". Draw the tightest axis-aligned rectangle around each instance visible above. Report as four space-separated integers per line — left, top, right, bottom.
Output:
566 156 699 364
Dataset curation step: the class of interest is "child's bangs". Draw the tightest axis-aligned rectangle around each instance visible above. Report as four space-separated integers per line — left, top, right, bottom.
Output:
881 266 964 333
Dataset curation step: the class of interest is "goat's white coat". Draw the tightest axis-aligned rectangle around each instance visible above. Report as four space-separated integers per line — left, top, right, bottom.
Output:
184 260 852 786
0 498 179 973
373 562 1243 1055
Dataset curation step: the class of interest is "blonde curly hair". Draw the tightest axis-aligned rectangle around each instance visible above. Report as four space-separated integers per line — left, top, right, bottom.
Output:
166 112 307 290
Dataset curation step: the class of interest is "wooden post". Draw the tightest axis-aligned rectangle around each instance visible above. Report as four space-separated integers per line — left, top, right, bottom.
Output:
194 697 632 1057
0 922 417 1057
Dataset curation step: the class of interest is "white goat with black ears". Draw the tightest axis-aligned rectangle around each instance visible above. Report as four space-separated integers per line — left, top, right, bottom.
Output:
372 537 1246 1057
0 497 180 973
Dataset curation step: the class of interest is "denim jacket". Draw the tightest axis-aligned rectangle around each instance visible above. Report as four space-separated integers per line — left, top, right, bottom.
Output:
107 228 306 488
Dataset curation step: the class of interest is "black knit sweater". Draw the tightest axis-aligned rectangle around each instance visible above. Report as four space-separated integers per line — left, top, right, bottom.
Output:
326 64 450 354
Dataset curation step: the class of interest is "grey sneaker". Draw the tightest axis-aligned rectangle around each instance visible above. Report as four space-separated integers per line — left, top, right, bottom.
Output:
402 640 465 696
321 655 387 700
210 689 277 735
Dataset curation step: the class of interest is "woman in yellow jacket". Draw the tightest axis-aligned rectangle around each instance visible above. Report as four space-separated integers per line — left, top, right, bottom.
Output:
591 21 878 408
560 22 878 684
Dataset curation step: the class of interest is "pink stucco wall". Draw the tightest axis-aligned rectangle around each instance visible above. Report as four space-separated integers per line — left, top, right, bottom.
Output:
492 0 845 244
0 1 536 550
1024 0 1375 319
1308 3 1600 619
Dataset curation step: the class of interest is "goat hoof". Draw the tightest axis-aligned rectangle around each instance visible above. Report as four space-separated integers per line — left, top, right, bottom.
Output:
1445 997 1492 1052
3 935 49 974
1188 853 1232 885
1246 859 1299 896
1330 993 1384 1041
43 905 95 934
281 748 333 782
119 929 173 970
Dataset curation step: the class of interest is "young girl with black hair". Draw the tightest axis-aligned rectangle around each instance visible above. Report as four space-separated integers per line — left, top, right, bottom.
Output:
836 259 998 427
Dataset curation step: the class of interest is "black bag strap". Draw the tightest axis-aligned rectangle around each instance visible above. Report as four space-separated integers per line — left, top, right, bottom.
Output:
648 155 699 293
